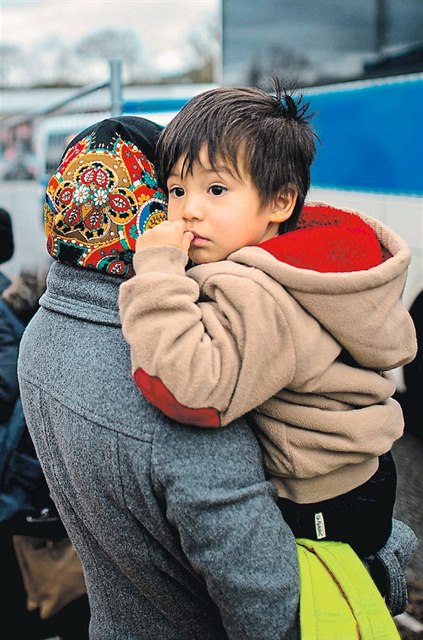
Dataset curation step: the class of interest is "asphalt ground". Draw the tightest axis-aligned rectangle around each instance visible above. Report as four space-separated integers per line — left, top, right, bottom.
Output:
393 428 423 638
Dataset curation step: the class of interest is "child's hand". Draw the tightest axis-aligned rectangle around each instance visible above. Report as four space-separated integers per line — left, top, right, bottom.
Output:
135 221 194 255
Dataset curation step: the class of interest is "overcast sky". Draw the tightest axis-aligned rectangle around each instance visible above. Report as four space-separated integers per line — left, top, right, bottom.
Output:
1 0 220 76
2 0 421 87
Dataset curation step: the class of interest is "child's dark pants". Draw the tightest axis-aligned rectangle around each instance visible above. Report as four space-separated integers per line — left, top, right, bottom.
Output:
277 451 397 558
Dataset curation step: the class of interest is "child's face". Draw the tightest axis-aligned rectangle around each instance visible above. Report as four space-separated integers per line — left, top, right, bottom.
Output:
166 147 290 264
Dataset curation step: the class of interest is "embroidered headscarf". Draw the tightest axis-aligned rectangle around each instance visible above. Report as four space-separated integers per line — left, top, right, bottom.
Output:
44 116 167 278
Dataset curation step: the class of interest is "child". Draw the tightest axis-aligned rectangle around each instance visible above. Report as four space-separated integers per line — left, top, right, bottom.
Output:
119 82 417 559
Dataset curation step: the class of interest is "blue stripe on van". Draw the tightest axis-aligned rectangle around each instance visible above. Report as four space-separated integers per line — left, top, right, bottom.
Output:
307 76 423 196
123 98 190 114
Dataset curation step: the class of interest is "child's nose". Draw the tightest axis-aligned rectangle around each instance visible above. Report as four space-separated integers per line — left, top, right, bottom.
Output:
182 197 203 221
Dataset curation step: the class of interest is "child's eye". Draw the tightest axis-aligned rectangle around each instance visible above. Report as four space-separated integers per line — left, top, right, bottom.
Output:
169 186 185 198
209 184 227 196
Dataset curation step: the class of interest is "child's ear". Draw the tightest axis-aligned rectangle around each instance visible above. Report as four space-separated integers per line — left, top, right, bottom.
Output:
269 187 298 224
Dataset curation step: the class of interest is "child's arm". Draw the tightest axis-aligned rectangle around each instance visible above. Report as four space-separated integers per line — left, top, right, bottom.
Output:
119 231 305 428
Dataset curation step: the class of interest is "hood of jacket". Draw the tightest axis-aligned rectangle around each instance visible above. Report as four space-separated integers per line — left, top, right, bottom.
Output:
229 202 415 371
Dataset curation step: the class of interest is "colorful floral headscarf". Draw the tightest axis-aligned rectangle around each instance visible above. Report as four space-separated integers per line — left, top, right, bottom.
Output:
44 116 167 278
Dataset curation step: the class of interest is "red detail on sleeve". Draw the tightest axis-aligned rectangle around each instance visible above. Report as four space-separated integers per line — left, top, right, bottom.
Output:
134 368 221 428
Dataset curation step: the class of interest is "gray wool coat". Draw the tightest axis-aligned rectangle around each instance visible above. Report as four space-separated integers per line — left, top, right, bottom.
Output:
17 262 300 640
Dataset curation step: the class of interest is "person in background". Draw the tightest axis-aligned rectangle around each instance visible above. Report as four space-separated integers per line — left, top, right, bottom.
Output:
17 116 301 640
0 207 89 639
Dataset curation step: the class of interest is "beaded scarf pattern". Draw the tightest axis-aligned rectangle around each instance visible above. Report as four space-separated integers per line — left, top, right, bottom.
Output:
44 131 167 277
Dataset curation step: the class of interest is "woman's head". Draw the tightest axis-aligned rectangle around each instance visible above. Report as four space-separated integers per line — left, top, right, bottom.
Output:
44 116 167 278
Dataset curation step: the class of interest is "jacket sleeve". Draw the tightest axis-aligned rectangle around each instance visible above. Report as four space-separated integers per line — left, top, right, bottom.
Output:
0 303 20 423
153 415 299 640
119 246 297 427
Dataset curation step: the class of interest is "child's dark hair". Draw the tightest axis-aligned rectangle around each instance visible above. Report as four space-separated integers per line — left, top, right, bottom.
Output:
156 79 318 233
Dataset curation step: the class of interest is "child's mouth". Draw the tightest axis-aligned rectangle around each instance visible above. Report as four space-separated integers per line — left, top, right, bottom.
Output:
190 233 209 247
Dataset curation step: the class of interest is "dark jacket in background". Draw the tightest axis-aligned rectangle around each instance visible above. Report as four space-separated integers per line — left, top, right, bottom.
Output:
0 268 90 640
0 270 49 518
0 272 11 295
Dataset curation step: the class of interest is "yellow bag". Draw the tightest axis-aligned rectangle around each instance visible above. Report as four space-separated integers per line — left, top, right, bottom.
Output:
13 534 86 619
297 539 400 640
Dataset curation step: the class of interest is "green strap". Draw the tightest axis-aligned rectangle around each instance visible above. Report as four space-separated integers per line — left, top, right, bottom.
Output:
297 538 401 640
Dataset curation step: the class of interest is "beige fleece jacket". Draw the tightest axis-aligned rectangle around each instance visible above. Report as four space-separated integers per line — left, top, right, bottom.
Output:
119 203 417 503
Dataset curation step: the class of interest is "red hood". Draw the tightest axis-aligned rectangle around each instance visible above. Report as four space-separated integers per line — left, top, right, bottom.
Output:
258 203 391 273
